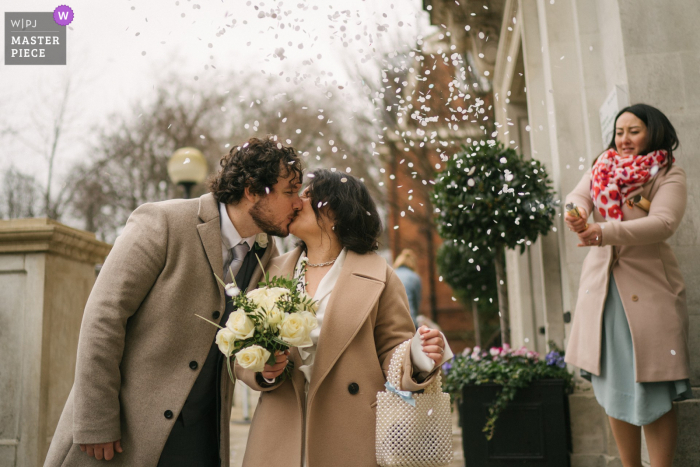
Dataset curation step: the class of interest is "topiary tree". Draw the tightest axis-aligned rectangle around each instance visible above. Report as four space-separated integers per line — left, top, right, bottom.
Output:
433 140 556 344
436 240 498 348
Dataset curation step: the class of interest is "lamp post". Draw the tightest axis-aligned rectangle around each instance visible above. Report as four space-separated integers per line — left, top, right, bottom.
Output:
167 147 208 199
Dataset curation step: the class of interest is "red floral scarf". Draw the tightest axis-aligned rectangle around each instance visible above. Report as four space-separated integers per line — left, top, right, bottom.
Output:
590 149 670 221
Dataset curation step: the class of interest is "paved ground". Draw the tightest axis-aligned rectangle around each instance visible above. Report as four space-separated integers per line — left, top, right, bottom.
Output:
229 382 464 466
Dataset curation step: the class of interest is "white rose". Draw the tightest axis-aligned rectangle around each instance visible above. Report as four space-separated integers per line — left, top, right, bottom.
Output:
280 313 313 348
299 310 318 333
226 310 256 340
215 328 236 357
247 287 290 311
265 305 285 330
235 345 271 373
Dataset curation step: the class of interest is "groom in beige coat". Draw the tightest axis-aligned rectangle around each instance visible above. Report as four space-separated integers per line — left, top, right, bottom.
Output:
44 137 303 466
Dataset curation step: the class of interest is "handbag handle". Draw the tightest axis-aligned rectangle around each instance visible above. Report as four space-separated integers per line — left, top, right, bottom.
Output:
386 340 443 395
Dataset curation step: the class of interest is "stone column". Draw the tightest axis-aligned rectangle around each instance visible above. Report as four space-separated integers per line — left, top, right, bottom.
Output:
0 219 111 467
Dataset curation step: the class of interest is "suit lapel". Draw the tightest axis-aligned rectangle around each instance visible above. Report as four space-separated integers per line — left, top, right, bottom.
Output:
307 252 387 405
196 194 225 308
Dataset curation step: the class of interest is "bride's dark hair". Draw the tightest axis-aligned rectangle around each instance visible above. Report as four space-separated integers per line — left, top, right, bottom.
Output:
299 169 382 255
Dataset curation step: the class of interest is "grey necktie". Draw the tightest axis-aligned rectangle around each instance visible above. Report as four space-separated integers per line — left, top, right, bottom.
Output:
224 242 250 284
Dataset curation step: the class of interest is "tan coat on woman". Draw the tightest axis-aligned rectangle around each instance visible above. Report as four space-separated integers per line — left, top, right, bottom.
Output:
236 248 438 467
564 165 690 383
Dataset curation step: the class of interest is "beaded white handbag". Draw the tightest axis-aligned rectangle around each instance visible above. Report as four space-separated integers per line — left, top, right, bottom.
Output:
375 340 453 467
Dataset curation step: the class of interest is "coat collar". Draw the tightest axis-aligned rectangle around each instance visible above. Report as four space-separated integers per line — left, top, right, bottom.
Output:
197 192 220 223
196 194 225 307
308 250 387 403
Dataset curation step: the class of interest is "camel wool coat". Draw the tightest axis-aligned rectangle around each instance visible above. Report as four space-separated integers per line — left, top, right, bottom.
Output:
44 193 276 467
235 248 439 467
564 165 690 383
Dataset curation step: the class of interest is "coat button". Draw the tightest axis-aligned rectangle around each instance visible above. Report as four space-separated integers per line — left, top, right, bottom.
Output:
189 361 198 370
164 410 173 419
348 383 359 395
212 311 221 320
631 295 639 302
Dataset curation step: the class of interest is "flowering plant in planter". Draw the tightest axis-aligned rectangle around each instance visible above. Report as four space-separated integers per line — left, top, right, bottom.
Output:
443 343 573 440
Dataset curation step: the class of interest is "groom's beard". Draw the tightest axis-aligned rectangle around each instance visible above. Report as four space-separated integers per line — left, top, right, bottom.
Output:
249 198 293 237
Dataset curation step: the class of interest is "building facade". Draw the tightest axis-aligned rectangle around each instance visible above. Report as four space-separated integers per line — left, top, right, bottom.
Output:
424 0 700 464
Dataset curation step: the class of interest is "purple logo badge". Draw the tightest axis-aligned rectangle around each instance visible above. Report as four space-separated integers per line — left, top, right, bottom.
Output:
53 5 73 26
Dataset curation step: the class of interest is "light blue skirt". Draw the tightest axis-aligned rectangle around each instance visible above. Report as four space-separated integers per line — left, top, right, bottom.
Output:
589 275 692 426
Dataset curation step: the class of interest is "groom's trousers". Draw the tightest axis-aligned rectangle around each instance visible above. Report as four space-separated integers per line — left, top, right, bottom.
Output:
157 246 265 466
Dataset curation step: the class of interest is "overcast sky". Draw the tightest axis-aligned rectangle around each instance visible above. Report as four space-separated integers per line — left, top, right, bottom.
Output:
1 0 434 186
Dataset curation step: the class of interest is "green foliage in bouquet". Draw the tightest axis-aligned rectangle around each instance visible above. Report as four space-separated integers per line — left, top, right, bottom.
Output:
442 343 573 440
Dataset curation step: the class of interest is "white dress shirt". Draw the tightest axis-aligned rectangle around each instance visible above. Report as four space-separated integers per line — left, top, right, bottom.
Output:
219 202 256 265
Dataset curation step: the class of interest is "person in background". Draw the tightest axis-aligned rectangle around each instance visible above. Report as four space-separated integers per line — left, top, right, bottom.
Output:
393 248 422 328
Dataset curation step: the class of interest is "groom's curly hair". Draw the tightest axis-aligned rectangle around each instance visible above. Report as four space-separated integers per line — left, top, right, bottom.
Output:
209 136 303 204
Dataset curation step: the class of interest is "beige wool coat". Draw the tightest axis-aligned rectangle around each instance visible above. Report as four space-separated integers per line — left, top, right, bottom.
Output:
564 165 690 382
235 248 439 467
44 193 276 467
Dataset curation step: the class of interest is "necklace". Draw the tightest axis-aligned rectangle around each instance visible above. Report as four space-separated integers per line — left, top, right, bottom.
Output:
306 256 338 268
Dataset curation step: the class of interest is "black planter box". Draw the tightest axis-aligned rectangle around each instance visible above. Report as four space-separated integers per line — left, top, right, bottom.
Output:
460 379 571 466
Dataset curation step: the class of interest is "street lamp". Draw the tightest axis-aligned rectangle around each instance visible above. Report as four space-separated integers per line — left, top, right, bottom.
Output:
167 147 208 199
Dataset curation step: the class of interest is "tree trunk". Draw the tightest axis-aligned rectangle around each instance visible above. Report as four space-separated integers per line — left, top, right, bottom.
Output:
471 300 482 348
494 247 510 345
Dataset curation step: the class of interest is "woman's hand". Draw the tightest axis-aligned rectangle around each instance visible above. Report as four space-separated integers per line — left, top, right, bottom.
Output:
261 350 289 380
564 207 589 233
418 326 445 364
577 223 603 247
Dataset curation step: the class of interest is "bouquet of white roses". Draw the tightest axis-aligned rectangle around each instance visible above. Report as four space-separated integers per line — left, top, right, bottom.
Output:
198 259 318 383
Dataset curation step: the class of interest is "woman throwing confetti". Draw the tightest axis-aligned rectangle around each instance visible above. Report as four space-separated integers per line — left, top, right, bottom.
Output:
564 104 692 467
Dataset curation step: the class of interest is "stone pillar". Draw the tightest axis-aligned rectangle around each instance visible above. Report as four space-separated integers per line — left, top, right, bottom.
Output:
0 219 111 467
490 0 568 354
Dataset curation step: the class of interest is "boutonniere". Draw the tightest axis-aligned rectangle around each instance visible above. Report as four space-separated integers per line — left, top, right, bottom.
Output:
254 233 268 250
